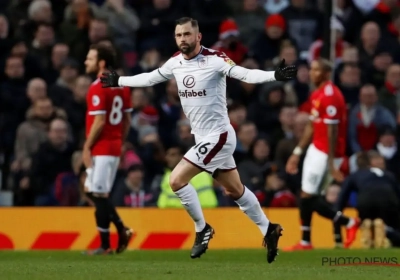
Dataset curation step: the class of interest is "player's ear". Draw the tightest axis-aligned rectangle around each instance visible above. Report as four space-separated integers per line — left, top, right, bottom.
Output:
197 32 202 42
98 59 105 69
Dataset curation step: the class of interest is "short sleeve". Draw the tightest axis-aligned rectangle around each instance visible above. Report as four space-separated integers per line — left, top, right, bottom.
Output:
320 84 341 124
213 52 236 76
157 57 175 80
122 87 133 113
87 83 106 115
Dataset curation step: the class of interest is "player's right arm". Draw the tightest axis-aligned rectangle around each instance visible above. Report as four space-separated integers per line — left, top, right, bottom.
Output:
100 58 175 88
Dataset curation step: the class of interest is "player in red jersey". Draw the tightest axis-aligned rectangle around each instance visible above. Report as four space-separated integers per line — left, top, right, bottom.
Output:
82 44 133 255
284 59 359 251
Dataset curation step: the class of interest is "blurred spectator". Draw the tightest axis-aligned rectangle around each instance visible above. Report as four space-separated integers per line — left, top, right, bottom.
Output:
7 39 44 81
227 58 262 106
30 23 55 70
188 0 233 49
13 97 67 173
251 14 295 70
275 112 309 169
234 121 258 163
130 48 161 75
0 55 30 187
46 42 70 84
228 103 247 132
378 64 400 119
375 126 400 180
211 19 248 65
388 8 400 63
238 136 271 192
348 84 396 154
175 119 195 152
337 63 362 108
26 118 75 206
280 0 323 56
100 0 140 52
14 0 53 44
0 14 12 55
248 81 286 134
63 75 91 144
288 60 310 110
60 0 104 62
262 163 296 207
363 49 393 90
270 105 297 152
278 43 298 67
26 78 47 103
308 17 348 65
157 78 182 147
358 21 382 69
137 0 183 55
48 58 80 108
157 145 217 208
234 0 267 47
112 164 156 207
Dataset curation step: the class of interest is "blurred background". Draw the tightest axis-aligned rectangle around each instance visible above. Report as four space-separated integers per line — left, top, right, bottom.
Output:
0 0 400 212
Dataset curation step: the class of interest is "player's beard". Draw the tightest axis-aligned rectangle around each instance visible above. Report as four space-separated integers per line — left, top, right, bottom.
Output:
179 42 196 55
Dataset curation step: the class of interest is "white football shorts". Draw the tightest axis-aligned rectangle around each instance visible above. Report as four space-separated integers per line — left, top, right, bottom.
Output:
84 155 120 194
183 124 237 174
301 144 343 195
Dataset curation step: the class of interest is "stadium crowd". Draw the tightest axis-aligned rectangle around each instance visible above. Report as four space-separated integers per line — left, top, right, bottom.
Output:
1 0 400 208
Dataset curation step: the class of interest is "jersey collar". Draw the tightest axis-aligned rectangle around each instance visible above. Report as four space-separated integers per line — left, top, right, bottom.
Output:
183 46 204 61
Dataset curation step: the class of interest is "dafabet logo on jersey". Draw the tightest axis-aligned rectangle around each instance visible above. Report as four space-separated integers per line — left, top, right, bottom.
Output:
180 75 207 98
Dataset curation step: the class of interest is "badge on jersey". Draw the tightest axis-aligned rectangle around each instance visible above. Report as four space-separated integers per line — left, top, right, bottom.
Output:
326 105 337 116
197 57 208 68
224 57 236 66
92 95 100 106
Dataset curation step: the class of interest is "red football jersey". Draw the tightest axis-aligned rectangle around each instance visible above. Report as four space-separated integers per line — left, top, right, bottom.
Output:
86 79 132 156
309 81 346 157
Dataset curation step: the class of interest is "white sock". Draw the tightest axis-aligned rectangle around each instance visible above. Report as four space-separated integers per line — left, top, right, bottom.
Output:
235 186 270 235
175 183 206 232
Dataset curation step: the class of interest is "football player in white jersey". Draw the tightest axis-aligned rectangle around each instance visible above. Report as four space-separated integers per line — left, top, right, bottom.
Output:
100 17 297 263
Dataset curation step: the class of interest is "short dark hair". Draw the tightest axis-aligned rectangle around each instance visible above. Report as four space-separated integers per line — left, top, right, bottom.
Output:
89 43 116 68
316 58 334 73
175 17 198 28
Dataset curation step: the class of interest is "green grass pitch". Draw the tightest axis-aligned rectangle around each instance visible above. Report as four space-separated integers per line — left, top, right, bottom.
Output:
0 249 399 280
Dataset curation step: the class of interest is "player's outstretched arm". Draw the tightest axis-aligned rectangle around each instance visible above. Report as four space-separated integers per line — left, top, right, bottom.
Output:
100 68 169 88
227 59 297 84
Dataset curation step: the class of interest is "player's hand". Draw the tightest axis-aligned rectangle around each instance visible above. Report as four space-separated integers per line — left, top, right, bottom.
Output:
274 59 298 81
100 67 120 88
330 168 344 183
82 148 93 168
286 154 300 174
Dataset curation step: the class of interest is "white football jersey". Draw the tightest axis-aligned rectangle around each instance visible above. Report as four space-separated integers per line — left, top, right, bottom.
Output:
119 46 276 136
158 47 237 136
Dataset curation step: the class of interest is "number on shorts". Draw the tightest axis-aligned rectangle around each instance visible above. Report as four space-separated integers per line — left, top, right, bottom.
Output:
194 142 211 155
109 95 123 125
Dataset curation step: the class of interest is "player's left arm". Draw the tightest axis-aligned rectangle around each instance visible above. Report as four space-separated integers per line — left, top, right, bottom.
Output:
217 56 297 83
